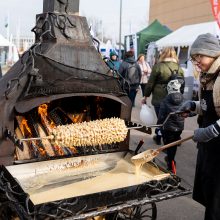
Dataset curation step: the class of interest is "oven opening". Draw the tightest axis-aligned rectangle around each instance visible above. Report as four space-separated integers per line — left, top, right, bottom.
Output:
14 96 123 162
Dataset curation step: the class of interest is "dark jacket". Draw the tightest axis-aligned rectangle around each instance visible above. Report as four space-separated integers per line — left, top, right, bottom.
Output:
144 61 184 106
107 60 121 72
107 51 121 72
157 92 184 131
118 57 141 90
192 67 220 219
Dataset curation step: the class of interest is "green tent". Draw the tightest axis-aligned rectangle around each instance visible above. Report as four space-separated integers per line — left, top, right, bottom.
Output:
137 19 172 54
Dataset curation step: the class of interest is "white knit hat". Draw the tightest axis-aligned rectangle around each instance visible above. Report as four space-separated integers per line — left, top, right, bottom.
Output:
167 79 181 94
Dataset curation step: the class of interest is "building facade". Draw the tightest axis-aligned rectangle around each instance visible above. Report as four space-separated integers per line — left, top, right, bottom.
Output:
12 36 35 55
149 0 214 30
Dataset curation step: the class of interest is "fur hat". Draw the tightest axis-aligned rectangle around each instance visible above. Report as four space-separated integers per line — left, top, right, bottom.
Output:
190 33 220 58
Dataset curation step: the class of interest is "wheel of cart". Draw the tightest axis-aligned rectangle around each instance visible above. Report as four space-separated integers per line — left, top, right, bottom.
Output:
105 202 157 220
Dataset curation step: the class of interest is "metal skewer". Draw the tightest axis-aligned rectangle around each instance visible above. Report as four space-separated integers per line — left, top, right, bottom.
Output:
20 135 54 141
19 112 187 143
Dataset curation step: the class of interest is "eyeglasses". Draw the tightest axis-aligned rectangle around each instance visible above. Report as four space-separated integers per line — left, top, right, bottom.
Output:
190 55 203 64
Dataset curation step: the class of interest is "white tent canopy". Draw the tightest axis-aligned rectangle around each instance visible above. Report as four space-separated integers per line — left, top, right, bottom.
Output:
0 34 12 47
0 33 19 65
156 21 220 49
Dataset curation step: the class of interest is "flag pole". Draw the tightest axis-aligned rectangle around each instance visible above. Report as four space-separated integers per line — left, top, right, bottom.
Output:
5 13 10 40
118 0 122 60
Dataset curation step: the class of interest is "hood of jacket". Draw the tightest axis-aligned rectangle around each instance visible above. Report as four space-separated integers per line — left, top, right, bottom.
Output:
167 92 184 106
125 57 136 64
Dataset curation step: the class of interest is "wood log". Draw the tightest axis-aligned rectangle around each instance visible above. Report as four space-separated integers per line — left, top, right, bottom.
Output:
15 127 31 160
16 115 40 158
39 108 68 156
36 123 56 157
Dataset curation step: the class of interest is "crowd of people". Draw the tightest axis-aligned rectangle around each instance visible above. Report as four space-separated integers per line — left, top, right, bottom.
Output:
104 33 220 220
106 47 185 168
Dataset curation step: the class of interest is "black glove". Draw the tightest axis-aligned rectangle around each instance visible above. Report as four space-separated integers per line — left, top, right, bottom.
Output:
179 101 196 112
193 119 220 143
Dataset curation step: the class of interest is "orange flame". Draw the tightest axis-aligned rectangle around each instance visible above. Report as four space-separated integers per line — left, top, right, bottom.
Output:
54 145 65 156
50 121 56 128
38 147 47 156
68 146 78 154
21 119 32 135
38 103 56 129
38 104 48 117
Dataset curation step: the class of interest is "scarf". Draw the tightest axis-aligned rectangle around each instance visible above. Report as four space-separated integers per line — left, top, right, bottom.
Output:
200 56 220 117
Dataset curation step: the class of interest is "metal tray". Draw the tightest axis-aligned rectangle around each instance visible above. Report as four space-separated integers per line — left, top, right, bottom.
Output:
0 151 191 219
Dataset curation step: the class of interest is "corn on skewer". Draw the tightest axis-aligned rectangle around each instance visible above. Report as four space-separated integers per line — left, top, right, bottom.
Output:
20 118 128 147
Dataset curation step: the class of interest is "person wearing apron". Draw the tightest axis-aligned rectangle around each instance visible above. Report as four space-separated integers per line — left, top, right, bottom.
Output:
179 33 220 220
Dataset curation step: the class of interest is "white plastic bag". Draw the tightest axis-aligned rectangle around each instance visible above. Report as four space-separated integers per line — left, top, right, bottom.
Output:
139 104 155 126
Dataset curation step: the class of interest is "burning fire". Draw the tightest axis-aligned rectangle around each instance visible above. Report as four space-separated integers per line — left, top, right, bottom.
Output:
38 104 56 129
69 146 78 154
38 147 47 157
21 119 32 135
54 145 65 156
15 103 85 161
19 117 47 157
37 104 78 156
38 104 48 117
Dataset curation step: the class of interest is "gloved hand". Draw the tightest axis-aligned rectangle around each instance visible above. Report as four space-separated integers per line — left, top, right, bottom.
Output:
179 101 196 112
193 119 220 142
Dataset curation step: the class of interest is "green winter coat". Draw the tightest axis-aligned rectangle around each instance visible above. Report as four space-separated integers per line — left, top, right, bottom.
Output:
144 61 184 106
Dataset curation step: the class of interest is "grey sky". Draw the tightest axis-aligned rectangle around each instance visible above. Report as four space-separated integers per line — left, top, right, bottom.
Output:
0 0 149 40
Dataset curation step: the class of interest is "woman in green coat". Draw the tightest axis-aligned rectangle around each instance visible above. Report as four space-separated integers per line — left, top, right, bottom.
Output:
142 47 184 144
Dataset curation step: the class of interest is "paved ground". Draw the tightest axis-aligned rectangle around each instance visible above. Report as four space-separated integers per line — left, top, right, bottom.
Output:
129 90 205 220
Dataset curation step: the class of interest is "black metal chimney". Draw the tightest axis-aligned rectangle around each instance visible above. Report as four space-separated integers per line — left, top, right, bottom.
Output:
43 0 79 14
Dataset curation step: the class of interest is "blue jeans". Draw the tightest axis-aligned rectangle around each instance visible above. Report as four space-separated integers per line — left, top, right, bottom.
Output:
126 88 137 107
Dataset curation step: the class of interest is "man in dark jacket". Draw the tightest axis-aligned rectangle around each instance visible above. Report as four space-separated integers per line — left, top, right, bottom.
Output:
158 79 185 173
119 50 141 107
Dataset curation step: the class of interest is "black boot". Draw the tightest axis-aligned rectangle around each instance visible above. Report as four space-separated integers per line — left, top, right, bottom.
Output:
153 135 161 145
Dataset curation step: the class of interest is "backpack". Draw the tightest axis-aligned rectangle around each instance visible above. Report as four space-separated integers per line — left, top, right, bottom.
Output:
166 64 185 94
125 63 140 86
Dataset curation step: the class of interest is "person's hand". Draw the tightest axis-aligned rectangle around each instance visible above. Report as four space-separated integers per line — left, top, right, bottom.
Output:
180 112 197 118
179 101 196 113
193 119 220 142
141 97 147 104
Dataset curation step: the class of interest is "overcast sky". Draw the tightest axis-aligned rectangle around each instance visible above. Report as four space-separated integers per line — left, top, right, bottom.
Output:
0 0 149 40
